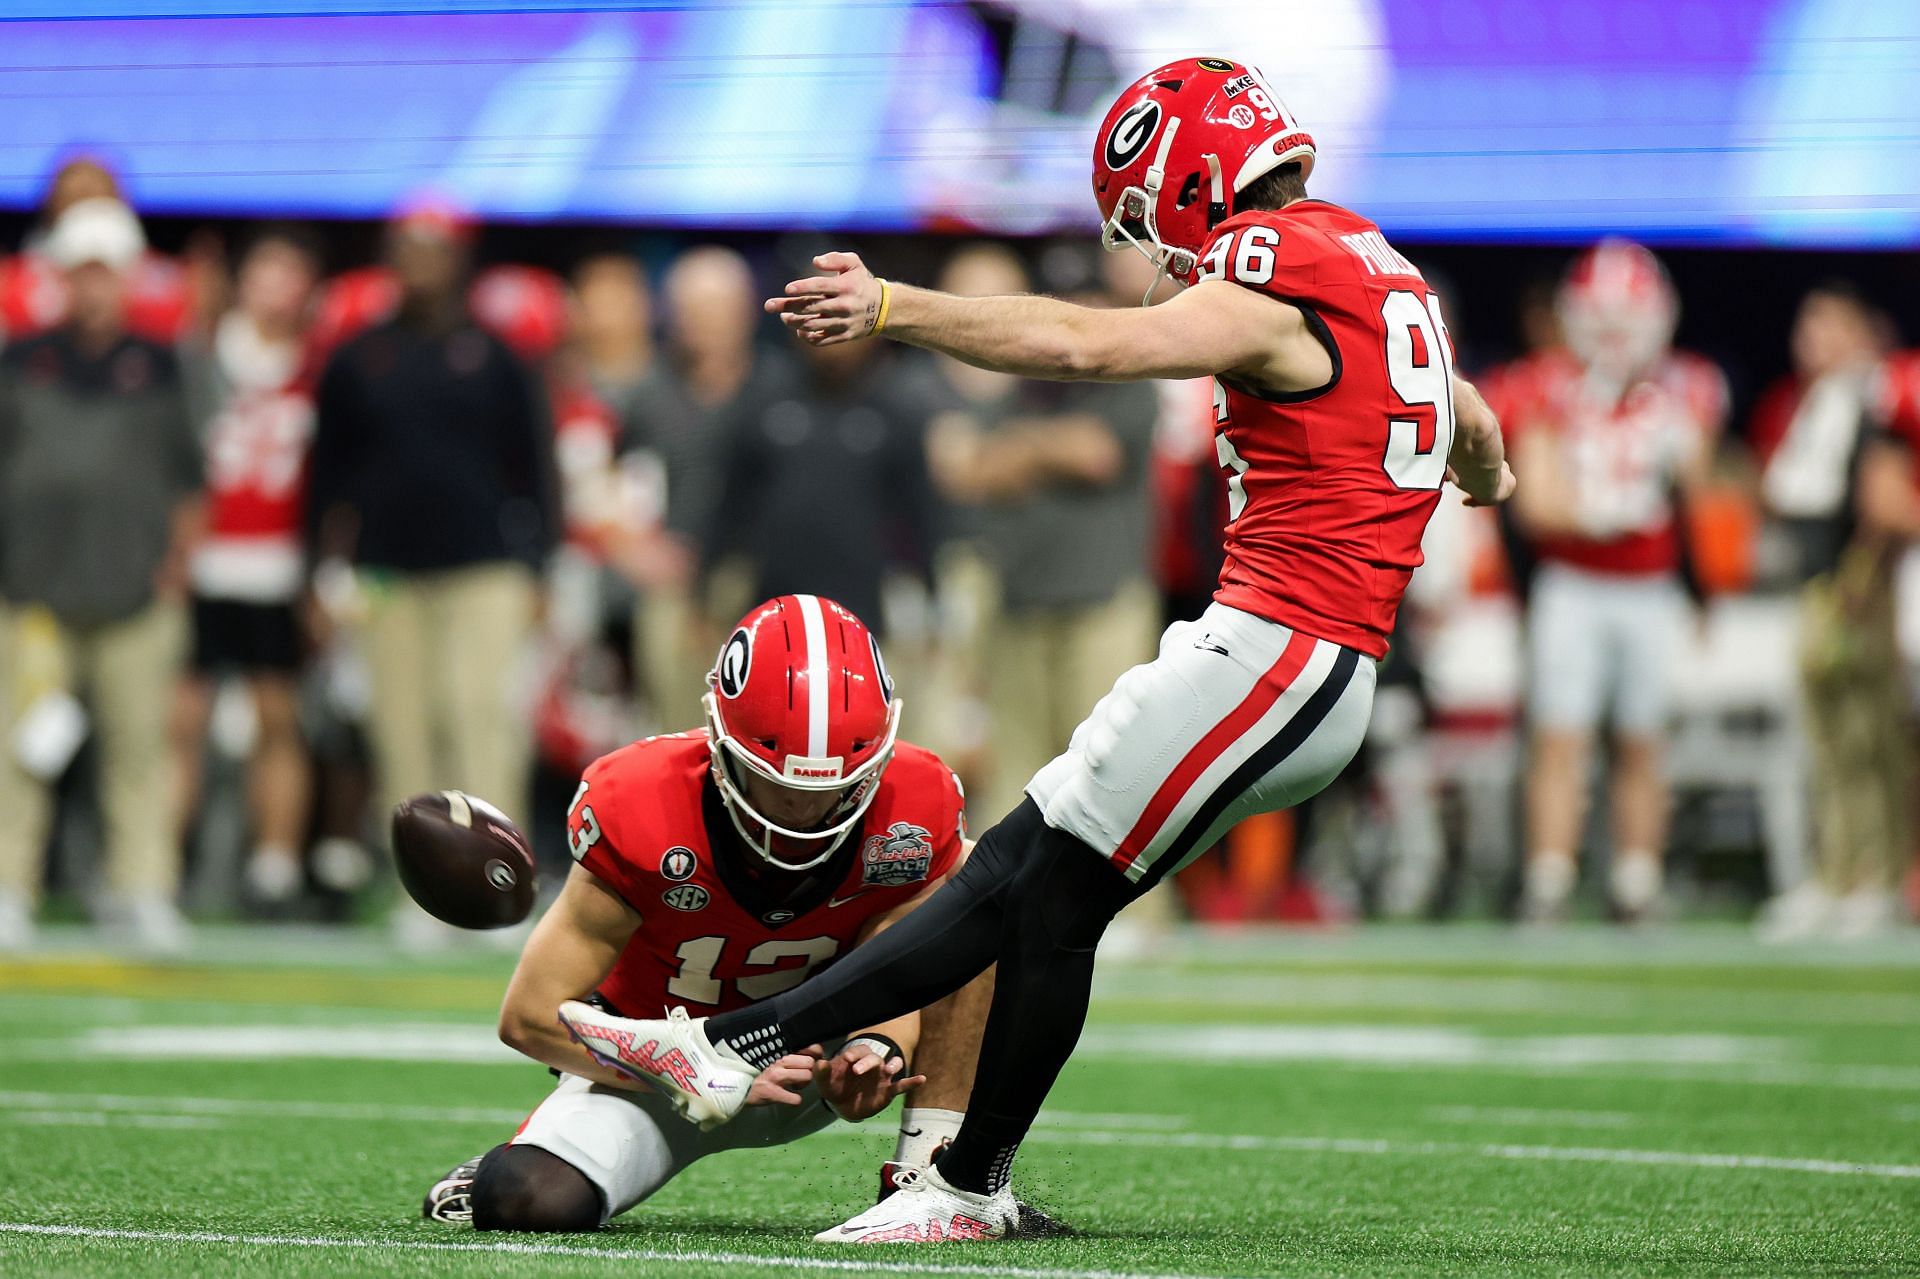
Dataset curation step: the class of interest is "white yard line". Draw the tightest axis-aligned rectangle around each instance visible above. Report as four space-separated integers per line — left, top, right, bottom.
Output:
1 1090 1912 1181
1423 1105 1635 1130
1026 1129 1920 1180
4 1110 223 1130
0 1223 1234 1279
0 1091 1181 1133
0 1089 528 1126
6 1020 1917 1092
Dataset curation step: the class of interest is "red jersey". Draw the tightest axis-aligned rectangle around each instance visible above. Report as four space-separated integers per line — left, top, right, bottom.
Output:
566 732 966 1018
191 314 313 604
1494 347 1725 575
1875 352 1920 472
1196 203 1456 658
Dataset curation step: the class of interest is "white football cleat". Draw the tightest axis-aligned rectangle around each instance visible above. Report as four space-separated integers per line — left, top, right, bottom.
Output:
814 1164 1017 1244
556 1001 753 1130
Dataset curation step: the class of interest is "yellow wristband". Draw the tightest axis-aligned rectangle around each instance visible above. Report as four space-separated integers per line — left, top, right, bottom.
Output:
872 278 893 335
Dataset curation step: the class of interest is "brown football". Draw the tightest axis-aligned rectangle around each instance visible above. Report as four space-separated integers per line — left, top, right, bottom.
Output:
390 790 536 929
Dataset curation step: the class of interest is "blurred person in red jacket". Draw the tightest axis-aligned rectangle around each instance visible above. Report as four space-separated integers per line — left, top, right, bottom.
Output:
171 228 323 908
1504 241 1727 924
0 154 197 346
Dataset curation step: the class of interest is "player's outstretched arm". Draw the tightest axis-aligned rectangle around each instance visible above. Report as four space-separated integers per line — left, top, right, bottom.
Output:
1446 373 1517 507
767 251 1321 387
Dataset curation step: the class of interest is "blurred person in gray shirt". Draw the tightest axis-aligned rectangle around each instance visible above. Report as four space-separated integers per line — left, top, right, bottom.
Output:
708 332 931 635
621 246 769 729
0 197 204 952
926 244 1160 823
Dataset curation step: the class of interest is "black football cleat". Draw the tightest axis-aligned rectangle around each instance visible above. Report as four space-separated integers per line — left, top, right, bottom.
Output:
422 1155 486 1224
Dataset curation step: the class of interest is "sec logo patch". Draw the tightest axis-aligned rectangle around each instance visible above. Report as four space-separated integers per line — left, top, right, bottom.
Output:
661 846 697 882
663 884 710 912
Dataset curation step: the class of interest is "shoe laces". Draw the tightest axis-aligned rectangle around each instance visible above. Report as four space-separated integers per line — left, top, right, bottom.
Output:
889 1167 930 1194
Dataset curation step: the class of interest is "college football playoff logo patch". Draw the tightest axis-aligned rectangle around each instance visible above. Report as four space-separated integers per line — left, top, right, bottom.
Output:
1104 100 1162 171
861 822 934 887
660 846 697 882
662 884 710 912
716 628 751 699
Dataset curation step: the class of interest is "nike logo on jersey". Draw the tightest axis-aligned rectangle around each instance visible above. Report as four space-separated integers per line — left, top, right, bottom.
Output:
1194 633 1231 657
826 891 874 909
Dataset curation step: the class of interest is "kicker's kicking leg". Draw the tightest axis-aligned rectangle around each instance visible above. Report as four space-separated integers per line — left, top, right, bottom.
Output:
704 798 1044 1067
883 963 995 1194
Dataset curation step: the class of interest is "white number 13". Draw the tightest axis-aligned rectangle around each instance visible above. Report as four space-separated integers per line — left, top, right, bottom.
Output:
1381 289 1457 491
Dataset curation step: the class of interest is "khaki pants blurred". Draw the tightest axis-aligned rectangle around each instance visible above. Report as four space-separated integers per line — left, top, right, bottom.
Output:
981 579 1160 826
1800 546 1917 896
633 581 714 735
361 563 537 830
0 599 187 904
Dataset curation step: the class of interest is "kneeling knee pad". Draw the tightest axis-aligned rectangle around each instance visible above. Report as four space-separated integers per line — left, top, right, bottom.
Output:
470 1143 606 1233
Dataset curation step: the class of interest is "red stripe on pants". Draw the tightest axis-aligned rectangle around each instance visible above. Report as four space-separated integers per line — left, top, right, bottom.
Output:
1111 629 1318 873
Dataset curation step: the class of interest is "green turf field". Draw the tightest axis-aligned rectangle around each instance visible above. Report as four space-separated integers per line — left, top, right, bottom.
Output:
2 924 1916 1277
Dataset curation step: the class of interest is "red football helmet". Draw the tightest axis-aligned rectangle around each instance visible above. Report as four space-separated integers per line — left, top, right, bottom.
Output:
703 595 901 870
1557 239 1678 380
1094 56 1315 298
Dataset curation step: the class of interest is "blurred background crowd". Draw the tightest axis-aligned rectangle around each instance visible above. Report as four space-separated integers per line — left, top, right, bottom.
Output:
2 152 1917 955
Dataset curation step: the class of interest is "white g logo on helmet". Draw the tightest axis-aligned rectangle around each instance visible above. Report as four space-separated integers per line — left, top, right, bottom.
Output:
1104 100 1162 171
717 628 751 699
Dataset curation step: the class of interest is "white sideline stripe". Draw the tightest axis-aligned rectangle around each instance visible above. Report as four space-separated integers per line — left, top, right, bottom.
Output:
0 1090 529 1126
1 1092 1911 1182
9 1022 1920 1091
0 1091 1182 1134
1019 1129 1920 1180
5 1110 221 1130
0 1223 1234 1279
796 592 829 758
1424 1105 1635 1130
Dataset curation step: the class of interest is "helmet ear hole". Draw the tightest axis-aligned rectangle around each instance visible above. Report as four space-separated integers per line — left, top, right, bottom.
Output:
1175 172 1202 210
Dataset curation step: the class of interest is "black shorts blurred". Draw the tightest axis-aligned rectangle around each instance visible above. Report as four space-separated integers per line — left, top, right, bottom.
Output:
191 596 303 676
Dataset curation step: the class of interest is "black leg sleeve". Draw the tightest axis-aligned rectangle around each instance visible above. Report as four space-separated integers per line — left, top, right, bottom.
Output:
934 824 1143 1195
706 798 1043 1067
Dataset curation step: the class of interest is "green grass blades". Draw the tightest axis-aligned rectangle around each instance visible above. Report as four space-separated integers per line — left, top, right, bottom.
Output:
1 924 1916 1278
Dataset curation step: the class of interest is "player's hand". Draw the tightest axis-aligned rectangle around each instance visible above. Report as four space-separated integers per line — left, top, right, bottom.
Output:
763 252 885 346
746 1048 825 1108
1448 461 1517 507
813 1041 926 1123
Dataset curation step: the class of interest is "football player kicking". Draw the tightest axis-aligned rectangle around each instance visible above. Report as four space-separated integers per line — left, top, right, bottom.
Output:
551 56 1517 1243
422 594 1008 1232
